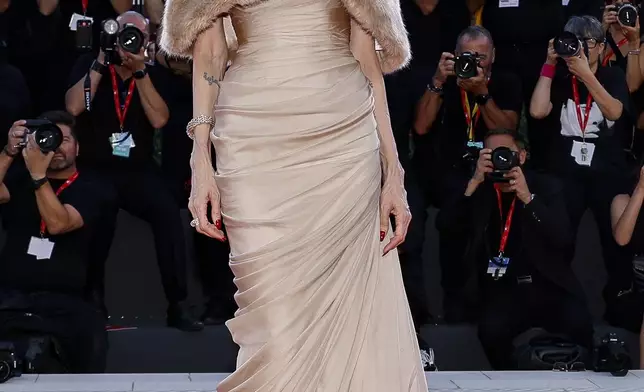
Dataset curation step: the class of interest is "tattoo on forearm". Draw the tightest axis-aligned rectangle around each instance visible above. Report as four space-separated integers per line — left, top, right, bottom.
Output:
203 72 220 87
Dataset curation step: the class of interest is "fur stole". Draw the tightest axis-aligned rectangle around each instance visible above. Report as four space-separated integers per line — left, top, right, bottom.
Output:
160 0 410 73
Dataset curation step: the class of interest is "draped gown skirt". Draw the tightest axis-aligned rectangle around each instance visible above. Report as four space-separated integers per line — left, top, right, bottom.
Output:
212 0 428 390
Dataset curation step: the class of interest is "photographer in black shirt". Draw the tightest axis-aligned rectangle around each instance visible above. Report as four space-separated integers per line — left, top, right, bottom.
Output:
65 11 202 331
0 111 107 373
414 25 522 321
436 129 593 370
530 15 634 329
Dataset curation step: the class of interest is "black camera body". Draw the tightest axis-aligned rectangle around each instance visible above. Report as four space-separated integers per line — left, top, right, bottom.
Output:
0 342 22 384
612 2 639 27
100 19 145 65
592 332 631 377
17 120 63 154
487 146 519 182
453 52 481 79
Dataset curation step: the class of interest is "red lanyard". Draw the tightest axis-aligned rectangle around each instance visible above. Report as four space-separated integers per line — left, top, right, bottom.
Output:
81 0 88 15
494 185 516 257
603 37 629 67
460 88 481 142
109 66 136 131
39 172 80 237
570 76 593 136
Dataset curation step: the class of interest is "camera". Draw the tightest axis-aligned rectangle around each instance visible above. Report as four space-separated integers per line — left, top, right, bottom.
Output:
554 31 582 57
487 146 519 182
100 19 145 65
612 2 639 27
0 342 22 384
592 332 631 377
15 120 63 154
453 52 481 79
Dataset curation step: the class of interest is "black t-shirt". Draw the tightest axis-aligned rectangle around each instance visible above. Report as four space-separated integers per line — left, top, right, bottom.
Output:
0 164 105 295
401 0 470 68
547 66 630 175
481 0 603 47
427 71 523 170
68 53 166 169
0 64 31 148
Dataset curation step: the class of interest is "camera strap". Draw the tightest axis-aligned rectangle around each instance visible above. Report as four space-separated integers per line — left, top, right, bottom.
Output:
570 76 593 137
494 184 516 259
460 89 481 142
603 37 628 67
39 172 80 237
109 65 136 132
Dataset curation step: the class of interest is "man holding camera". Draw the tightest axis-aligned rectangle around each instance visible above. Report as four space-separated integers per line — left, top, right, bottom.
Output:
0 111 108 373
414 25 522 322
65 11 202 331
436 128 593 370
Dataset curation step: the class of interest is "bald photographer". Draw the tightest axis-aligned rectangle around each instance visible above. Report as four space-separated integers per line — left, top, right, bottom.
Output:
436 129 593 370
65 10 202 331
0 111 107 373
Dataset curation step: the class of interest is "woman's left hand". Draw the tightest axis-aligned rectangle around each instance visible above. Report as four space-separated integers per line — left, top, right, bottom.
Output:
380 167 411 256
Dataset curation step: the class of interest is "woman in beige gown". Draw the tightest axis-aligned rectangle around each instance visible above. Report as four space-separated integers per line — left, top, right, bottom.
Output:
161 0 428 390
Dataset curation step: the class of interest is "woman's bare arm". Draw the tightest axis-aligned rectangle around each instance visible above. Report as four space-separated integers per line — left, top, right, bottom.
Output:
349 19 401 179
611 187 644 246
191 18 228 165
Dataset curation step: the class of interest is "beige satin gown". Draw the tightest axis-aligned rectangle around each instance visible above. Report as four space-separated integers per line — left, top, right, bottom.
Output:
212 0 428 390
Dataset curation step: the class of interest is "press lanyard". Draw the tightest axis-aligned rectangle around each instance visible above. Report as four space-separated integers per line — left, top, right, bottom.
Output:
603 37 629 67
494 185 516 258
81 0 88 15
109 65 136 131
39 172 80 237
571 76 593 138
460 89 481 142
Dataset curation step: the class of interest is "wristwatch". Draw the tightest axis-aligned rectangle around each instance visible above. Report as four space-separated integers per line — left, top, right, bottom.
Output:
427 82 444 96
475 94 491 105
31 177 48 190
91 60 107 75
133 67 149 80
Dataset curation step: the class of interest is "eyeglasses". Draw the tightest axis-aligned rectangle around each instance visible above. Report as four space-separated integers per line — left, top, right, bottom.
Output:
553 361 586 372
582 38 601 49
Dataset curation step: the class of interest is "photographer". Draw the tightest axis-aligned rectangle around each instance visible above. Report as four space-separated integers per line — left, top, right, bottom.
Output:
436 128 593 370
0 111 107 373
602 1 643 92
65 11 202 331
609 166 644 351
530 15 635 327
414 25 522 321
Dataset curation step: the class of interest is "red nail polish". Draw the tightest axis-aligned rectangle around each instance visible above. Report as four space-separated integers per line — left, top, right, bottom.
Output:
215 220 222 230
380 231 385 241
220 236 227 242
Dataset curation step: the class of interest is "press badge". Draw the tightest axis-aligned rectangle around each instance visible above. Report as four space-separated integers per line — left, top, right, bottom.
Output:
571 140 595 166
27 237 54 260
487 255 510 279
467 141 484 149
110 133 136 158
499 0 519 8
69 13 94 31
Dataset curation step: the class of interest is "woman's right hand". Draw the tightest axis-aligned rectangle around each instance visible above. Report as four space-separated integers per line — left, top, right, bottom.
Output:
546 38 558 65
603 5 618 31
188 153 226 241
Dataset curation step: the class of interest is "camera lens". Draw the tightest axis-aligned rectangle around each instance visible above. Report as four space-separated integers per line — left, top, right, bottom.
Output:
454 52 478 79
34 126 63 153
491 147 518 172
554 31 581 57
618 4 638 27
119 25 144 54
102 19 119 35
0 361 11 383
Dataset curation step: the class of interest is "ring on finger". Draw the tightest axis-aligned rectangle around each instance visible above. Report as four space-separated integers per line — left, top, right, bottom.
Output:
510 179 516 185
190 218 199 228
